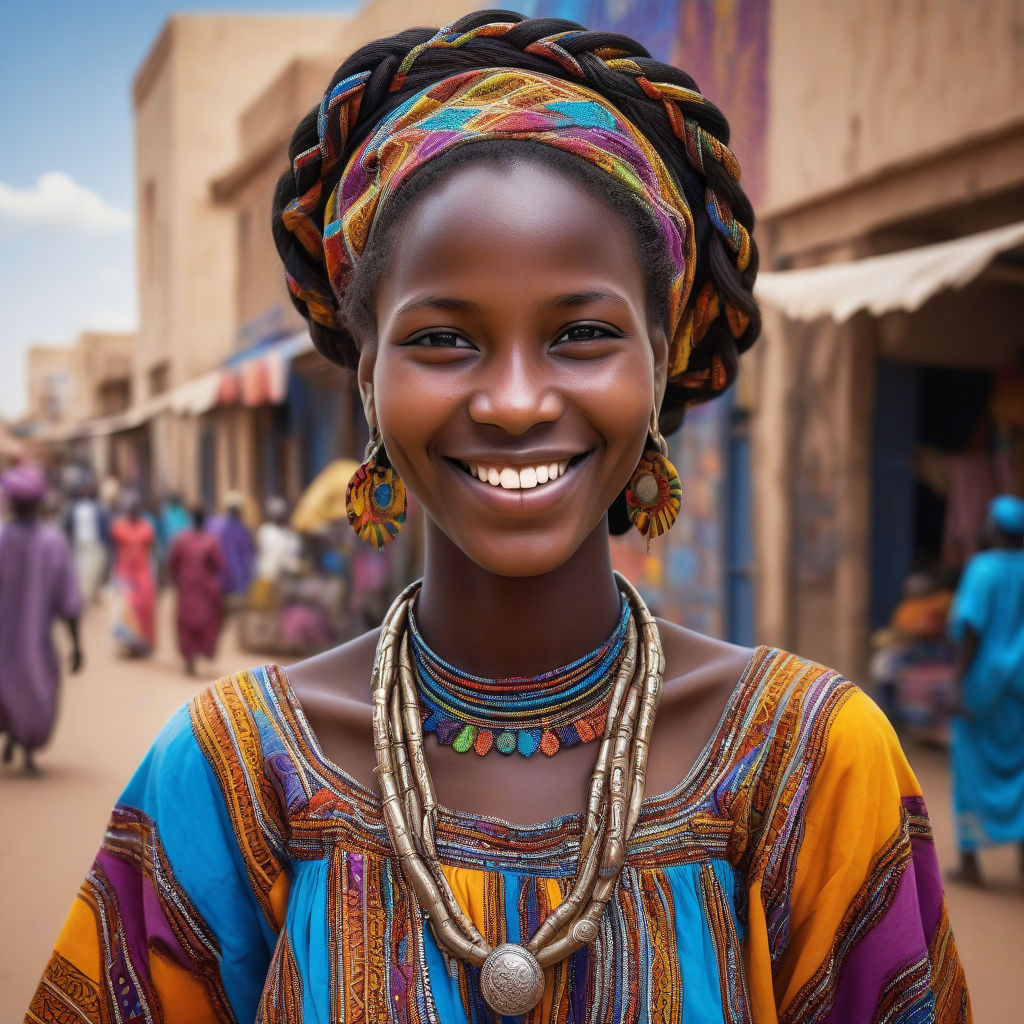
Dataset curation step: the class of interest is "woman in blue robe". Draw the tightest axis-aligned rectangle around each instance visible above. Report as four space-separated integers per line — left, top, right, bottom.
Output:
949 494 1024 884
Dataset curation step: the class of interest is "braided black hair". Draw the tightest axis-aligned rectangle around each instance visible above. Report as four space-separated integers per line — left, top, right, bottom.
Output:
271 9 759 436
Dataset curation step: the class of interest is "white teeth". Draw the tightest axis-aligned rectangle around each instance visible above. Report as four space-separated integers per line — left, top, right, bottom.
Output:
465 458 577 490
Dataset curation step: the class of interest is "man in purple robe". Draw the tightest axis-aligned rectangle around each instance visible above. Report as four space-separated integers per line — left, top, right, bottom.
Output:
0 463 83 775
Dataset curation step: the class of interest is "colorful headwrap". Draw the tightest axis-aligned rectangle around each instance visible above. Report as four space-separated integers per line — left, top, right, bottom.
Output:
281 20 753 387
989 494 1024 536
325 68 696 369
1 462 46 504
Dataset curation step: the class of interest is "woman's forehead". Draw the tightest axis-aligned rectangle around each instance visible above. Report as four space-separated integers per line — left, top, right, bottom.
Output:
379 162 647 303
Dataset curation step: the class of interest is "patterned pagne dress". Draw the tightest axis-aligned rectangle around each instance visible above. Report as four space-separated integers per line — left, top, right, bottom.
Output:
27 648 971 1023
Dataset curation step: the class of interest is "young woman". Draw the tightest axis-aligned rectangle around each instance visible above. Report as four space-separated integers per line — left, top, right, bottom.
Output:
28 13 969 1022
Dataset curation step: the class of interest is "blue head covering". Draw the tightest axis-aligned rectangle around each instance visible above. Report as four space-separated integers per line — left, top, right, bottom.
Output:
989 495 1024 536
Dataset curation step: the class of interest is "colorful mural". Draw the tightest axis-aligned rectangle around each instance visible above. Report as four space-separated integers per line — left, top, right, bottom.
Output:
515 0 767 203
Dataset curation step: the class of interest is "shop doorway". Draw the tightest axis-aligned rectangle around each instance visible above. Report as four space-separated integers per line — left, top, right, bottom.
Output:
870 359 1017 629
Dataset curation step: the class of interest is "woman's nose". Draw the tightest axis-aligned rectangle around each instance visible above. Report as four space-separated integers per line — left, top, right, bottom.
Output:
467 348 563 435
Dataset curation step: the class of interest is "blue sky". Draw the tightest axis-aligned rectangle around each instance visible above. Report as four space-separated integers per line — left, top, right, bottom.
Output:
0 1 360 419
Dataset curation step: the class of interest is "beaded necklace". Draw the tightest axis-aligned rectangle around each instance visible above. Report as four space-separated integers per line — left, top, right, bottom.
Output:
408 596 631 757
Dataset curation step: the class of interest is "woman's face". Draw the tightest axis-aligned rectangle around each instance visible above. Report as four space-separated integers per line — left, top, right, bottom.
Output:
361 160 667 578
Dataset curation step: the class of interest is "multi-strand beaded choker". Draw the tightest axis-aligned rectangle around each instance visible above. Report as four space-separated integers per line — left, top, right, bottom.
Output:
408 596 631 758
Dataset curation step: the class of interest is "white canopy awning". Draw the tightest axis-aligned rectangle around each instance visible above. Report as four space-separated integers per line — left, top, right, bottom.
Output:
754 219 1024 323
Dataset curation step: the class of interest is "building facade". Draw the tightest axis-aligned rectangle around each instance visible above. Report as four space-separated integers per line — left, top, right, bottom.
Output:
752 0 1024 680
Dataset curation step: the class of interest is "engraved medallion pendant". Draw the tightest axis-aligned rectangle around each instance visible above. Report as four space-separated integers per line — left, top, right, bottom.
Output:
479 944 545 1016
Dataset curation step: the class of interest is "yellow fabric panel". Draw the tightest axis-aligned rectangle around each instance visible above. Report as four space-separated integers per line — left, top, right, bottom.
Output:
441 863 492 935
269 870 291 931
741 875 779 1024
52 890 104 984
774 689 918 1012
149 950 217 1023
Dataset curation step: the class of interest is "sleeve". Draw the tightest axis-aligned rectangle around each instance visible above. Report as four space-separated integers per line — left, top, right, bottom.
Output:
949 557 992 641
26 695 289 1023
745 689 971 1024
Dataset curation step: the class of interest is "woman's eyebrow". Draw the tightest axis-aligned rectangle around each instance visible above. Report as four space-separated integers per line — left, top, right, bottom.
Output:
393 296 479 318
541 290 628 310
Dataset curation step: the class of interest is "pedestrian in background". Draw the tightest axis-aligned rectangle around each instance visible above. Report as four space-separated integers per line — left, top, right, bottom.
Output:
167 507 226 676
110 492 157 657
64 480 109 605
948 494 1024 885
159 492 191 553
208 490 255 601
0 463 83 776
254 496 300 595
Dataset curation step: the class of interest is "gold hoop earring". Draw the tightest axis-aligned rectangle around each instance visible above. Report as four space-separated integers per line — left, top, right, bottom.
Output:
346 430 407 548
625 412 681 554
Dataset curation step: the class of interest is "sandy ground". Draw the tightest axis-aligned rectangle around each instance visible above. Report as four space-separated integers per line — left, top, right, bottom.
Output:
2 597 1021 1019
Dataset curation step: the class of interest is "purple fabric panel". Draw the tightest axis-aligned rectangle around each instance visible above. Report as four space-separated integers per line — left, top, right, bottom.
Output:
95 847 193 966
819 859 929 1024
905 798 944 947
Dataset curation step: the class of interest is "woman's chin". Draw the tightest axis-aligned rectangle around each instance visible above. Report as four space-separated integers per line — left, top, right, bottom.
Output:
439 523 606 581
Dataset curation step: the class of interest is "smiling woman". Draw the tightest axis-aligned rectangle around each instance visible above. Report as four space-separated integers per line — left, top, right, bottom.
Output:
28 10 970 1024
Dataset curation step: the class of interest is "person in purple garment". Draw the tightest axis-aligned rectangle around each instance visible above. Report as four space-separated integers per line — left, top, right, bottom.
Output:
207 490 255 599
0 463 83 776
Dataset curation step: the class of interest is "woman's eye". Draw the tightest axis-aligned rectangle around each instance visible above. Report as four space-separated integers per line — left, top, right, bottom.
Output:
554 324 618 345
406 331 474 349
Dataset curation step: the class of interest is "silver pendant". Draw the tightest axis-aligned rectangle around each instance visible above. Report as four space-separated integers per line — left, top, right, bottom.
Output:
479 943 545 1016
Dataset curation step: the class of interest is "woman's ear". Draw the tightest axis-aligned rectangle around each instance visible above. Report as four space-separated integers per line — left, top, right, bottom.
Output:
357 346 378 431
650 325 669 411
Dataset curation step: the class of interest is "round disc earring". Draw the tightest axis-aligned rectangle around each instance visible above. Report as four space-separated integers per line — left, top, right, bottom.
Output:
346 430 407 548
625 413 681 554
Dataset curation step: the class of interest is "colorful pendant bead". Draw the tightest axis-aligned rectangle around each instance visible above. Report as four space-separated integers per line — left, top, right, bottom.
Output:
409 597 631 758
346 453 407 548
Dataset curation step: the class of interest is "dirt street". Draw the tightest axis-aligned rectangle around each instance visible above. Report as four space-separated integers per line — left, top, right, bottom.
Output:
2 600 1021 1019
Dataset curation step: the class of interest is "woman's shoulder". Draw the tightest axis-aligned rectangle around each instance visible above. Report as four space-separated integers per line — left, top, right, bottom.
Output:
716 643 908 807
656 619 861 746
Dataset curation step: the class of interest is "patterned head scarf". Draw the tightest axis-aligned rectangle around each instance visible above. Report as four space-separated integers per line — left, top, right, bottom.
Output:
1 462 46 504
320 67 697 369
281 19 756 394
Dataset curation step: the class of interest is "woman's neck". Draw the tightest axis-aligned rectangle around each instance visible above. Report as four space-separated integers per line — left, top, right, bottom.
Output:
416 520 623 678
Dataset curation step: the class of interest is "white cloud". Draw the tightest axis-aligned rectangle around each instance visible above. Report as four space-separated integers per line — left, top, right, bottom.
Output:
0 172 131 233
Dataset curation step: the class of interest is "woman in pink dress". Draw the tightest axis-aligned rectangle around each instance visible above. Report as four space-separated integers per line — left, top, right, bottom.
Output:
167 507 227 675
110 494 157 656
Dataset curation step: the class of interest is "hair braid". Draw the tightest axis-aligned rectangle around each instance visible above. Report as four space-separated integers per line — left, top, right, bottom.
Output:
272 11 759 429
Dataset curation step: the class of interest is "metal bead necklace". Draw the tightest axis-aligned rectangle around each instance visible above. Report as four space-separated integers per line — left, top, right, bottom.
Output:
408 595 631 758
371 573 665 1017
